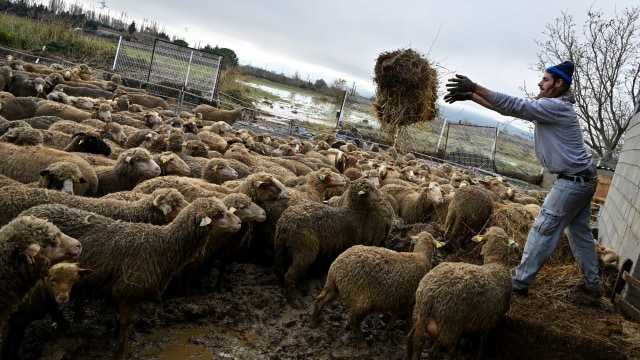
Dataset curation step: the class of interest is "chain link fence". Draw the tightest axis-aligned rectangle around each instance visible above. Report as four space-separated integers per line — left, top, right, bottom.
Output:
112 37 223 113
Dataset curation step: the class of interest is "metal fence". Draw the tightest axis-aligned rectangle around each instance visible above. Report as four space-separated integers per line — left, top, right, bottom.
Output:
112 37 223 113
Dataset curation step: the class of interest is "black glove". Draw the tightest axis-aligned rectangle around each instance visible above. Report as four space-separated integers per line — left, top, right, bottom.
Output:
443 91 473 104
445 74 477 93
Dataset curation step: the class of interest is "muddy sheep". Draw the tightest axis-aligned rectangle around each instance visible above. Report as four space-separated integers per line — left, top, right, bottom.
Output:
0 142 98 196
0 215 83 328
171 192 267 296
0 126 43 146
406 226 511 360
21 115 65 130
444 185 497 250
19 197 241 360
183 139 210 158
198 130 229 153
0 186 188 226
381 181 444 224
36 161 88 194
254 167 348 261
194 104 244 125
0 96 39 120
1 262 93 359
125 128 159 148
311 231 443 347
94 147 161 196
0 65 12 92
274 178 394 307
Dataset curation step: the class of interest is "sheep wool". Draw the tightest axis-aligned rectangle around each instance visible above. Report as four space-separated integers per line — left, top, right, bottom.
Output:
311 231 443 347
406 226 511 360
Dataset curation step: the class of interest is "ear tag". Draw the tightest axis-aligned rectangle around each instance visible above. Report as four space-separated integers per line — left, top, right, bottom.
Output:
165 140 170 145
161 157 168 163
199 217 212 226
319 175 325 181
435 240 445 248
213 167 217 173
471 235 484 243
161 205 170 216
358 190 366 195
79 139 84 144
411 237 418 244
508 239 516 246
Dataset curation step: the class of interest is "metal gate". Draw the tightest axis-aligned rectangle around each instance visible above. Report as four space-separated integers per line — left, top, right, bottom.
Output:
112 37 223 112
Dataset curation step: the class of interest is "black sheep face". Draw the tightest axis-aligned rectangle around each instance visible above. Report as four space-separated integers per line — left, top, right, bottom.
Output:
69 133 112 156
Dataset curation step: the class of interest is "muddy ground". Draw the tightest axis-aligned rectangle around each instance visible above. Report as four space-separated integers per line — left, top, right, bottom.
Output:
10 226 640 360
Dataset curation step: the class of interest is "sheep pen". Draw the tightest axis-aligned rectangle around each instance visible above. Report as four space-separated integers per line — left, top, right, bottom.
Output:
3 84 637 360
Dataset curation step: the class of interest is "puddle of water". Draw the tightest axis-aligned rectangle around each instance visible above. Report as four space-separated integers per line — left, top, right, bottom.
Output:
140 328 213 359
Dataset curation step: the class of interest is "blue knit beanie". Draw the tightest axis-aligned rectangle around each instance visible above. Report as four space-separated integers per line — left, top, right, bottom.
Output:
546 61 574 85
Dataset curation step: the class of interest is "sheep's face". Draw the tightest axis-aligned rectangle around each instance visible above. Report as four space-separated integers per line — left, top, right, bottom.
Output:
426 182 444 204
45 263 93 304
11 217 83 263
318 170 347 188
160 154 191 176
228 198 267 223
214 164 238 182
253 175 291 203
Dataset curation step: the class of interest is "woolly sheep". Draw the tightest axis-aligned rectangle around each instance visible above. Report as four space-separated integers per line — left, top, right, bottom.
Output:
381 181 444 224
8 74 46 98
0 216 83 328
274 178 394 306
64 131 112 156
406 226 511 360
311 231 443 347
18 197 242 360
444 185 496 250
0 186 187 226
153 151 191 176
34 101 94 122
94 147 161 196
1 262 93 359
0 96 39 120
0 142 98 196
200 158 239 184
120 93 169 110
194 104 244 125
53 83 114 100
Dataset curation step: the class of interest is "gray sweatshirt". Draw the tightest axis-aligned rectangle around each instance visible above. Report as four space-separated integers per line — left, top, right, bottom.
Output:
487 90 593 174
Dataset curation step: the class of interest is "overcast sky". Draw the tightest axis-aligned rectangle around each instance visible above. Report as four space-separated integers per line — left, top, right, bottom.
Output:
45 0 638 129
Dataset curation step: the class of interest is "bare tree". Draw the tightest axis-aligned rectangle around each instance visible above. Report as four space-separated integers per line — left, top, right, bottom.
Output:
534 5 640 164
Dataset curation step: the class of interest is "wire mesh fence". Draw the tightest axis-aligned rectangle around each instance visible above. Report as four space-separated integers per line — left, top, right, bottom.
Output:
112 37 223 113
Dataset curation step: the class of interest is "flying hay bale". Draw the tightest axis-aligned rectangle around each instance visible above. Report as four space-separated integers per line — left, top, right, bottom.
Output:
373 48 438 141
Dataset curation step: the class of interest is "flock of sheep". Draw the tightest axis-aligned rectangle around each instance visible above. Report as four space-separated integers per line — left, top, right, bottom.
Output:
0 54 603 360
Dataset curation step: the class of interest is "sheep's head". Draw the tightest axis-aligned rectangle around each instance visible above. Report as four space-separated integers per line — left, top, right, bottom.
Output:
157 152 190 176
45 262 93 304
471 226 510 265
249 173 291 203
203 159 238 183
2 216 82 264
223 193 266 223
151 188 189 222
39 161 86 194
66 131 111 156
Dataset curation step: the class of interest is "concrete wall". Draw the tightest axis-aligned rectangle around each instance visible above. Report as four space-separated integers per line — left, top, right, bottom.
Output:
598 111 640 306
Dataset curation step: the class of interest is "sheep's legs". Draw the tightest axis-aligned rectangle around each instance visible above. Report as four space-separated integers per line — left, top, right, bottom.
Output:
349 311 369 348
113 303 134 360
405 324 428 360
310 286 336 328
380 312 400 342
283 258 313 308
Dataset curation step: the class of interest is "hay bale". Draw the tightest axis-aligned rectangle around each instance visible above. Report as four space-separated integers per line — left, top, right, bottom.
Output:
373 48 438 141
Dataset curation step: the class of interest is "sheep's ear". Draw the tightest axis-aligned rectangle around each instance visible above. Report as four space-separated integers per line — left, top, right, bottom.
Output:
40 170 51 178
471 235 484 243
153 194 166 207
24 243 41 264
75 177 87 184
199 217 212 226
78 268 94 276
125 156 133 163
228 206 237 214
254 180 266 188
